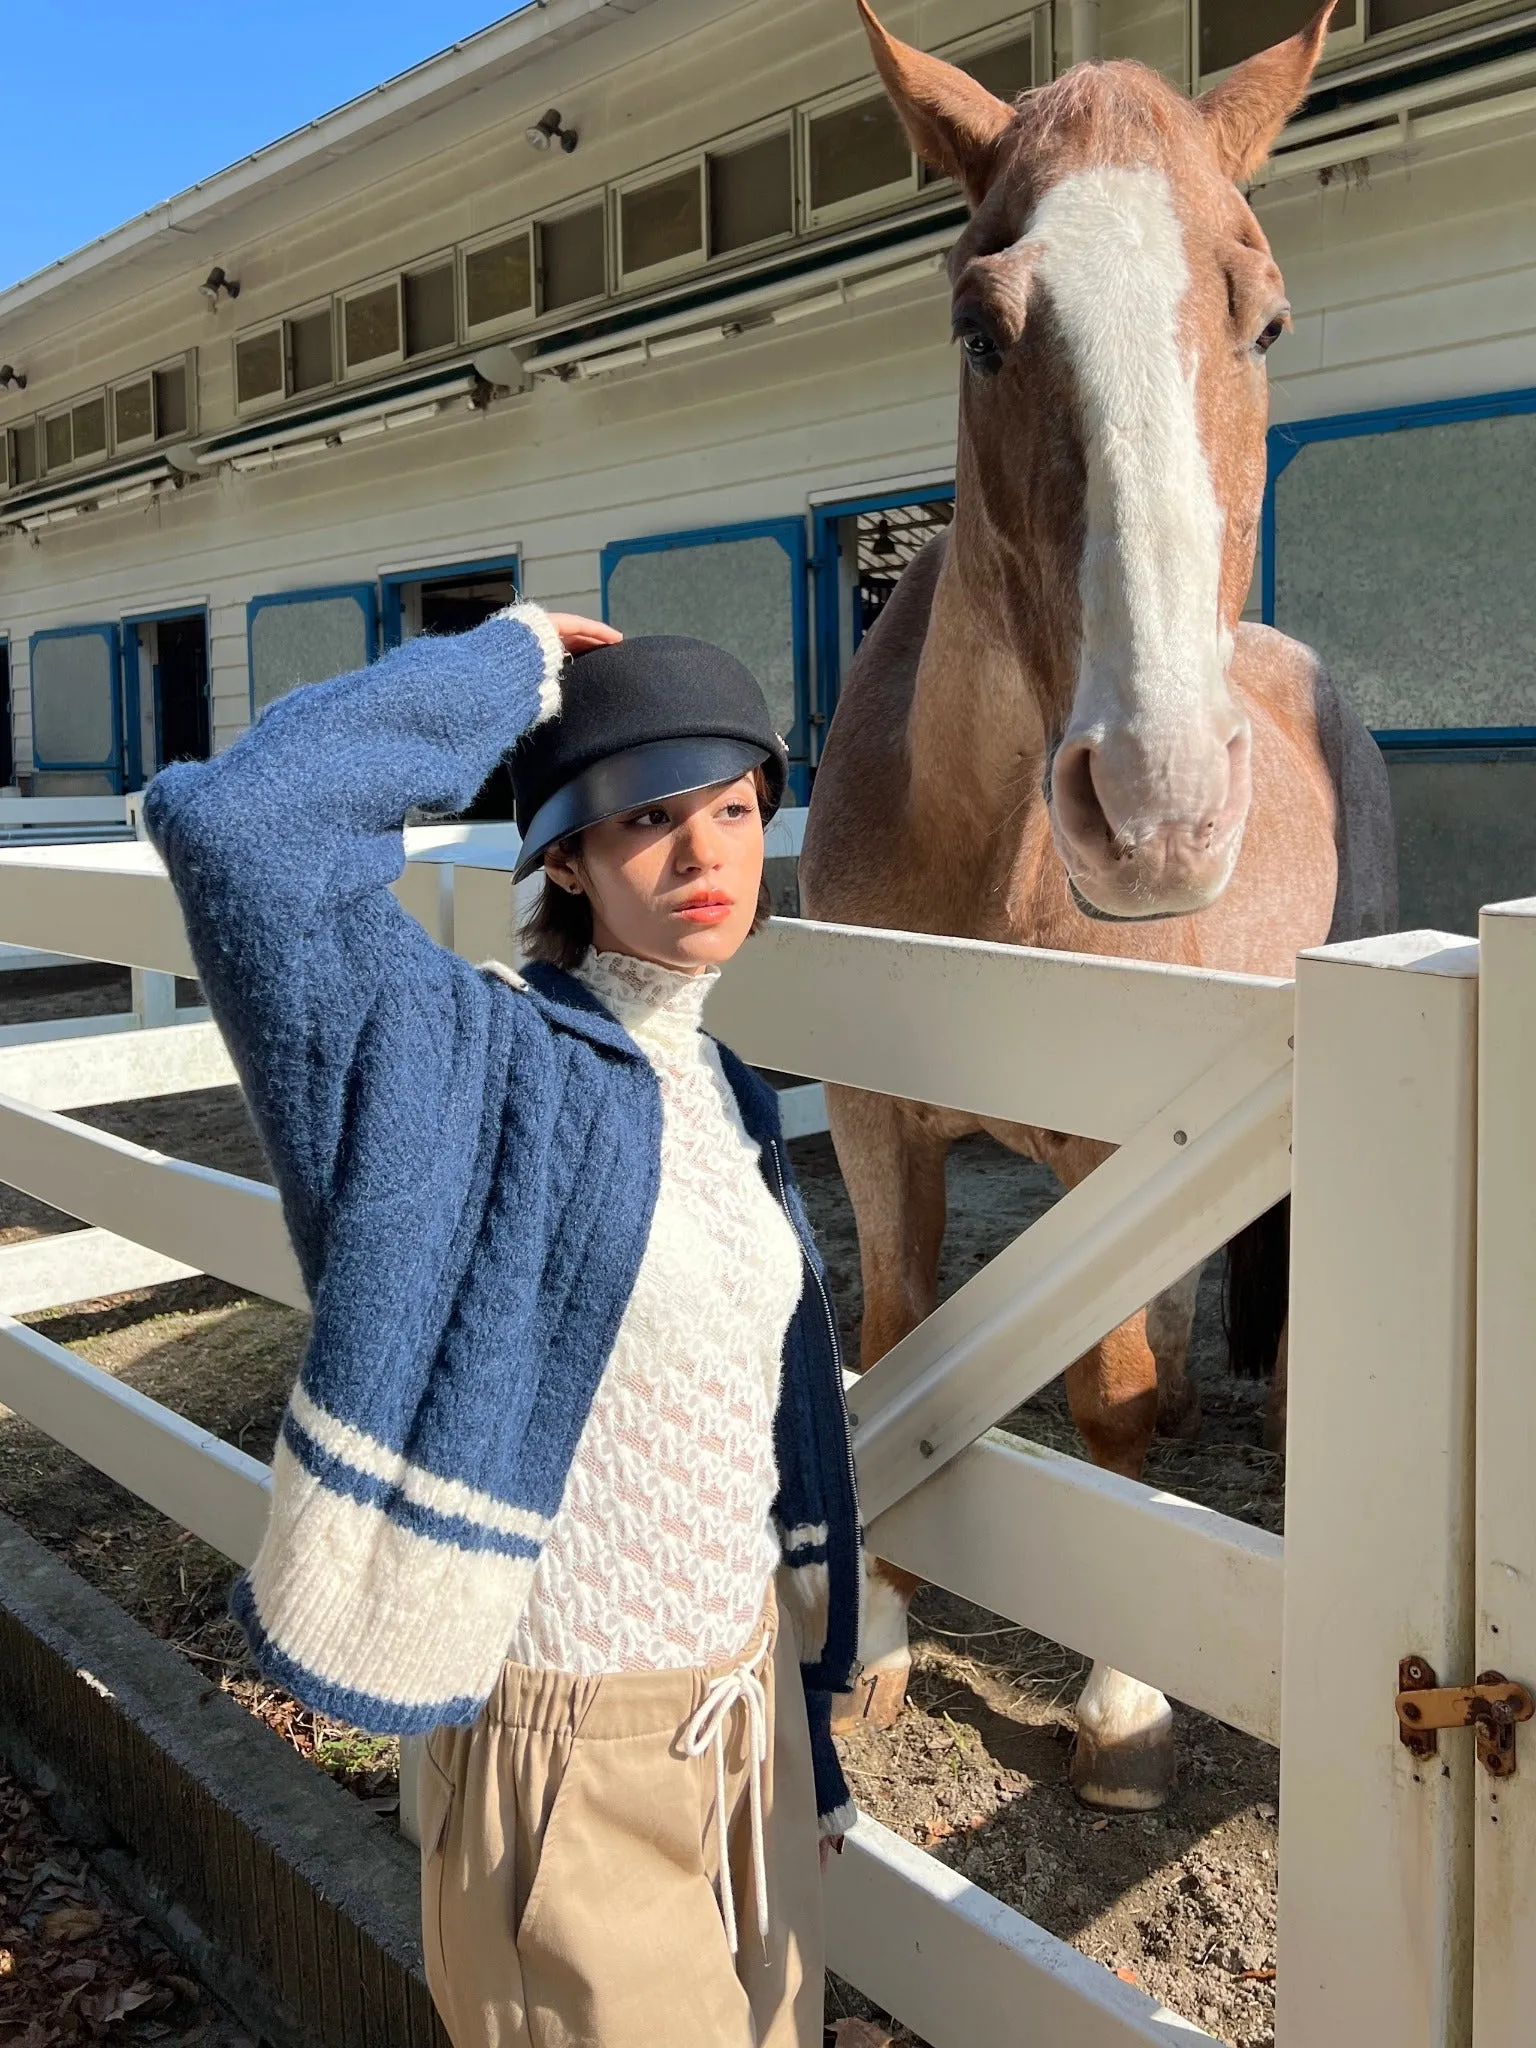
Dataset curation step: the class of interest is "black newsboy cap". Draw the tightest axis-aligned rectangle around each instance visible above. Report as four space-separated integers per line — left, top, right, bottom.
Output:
510 634 788 880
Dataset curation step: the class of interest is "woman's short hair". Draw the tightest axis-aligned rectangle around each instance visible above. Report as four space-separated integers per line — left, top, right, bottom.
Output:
519 763 776 970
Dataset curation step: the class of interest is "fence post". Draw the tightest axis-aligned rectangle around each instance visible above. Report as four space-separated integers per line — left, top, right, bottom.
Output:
1277 932 1478 2048
131 968 178 1029
1471 900 1536 2042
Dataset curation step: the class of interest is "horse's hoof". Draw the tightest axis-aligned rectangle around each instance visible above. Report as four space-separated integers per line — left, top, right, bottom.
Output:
1156 1382 1204 1441
1070 1725 1177 1810
831 1653 911 1731
1069 1665 1176 1810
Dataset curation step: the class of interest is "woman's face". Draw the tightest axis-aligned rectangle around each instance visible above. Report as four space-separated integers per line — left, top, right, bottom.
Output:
543 773 766 972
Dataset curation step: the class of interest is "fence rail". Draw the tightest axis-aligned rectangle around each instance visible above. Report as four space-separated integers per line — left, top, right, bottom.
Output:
0 826 1521 2045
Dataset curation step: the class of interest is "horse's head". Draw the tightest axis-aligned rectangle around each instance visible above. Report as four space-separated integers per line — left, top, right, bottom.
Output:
860 2 1330 920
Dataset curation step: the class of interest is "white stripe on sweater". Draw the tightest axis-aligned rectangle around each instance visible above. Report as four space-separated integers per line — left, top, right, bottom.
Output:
249 1437 543 1707
288 1383 550 1542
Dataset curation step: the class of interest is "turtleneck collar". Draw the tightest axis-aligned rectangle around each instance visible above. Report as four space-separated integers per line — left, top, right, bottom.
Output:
572 948 718 1057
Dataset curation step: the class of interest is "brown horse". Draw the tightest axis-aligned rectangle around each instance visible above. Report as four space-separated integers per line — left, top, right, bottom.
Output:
799 2 1396 1810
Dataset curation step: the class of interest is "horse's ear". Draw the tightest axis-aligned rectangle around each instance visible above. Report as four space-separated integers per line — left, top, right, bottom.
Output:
856 0 1015 205
1197 3 1334 183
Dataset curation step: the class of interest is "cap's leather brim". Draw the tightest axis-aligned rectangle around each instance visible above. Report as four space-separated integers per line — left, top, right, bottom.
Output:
513 736 776 880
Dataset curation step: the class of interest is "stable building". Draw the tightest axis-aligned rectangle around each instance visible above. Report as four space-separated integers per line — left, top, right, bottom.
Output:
1 0 1534 924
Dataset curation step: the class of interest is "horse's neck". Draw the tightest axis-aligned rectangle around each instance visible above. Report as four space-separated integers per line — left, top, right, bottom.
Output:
907 546 1053 865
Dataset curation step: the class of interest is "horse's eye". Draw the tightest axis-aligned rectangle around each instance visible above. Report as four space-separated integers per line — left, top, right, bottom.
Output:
1253 313 1288 357
957 326 1004 376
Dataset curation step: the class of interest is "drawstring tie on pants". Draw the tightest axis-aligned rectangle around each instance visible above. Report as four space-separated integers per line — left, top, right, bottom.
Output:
681 1637 772 1955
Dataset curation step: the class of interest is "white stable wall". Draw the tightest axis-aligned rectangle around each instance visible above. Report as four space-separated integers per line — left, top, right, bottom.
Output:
1 0 1533 772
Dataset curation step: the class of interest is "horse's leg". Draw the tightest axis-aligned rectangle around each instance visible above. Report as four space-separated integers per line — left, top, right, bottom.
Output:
825 1081 951 1731
1147 1264 1204 1439
1063 1312 1178 1808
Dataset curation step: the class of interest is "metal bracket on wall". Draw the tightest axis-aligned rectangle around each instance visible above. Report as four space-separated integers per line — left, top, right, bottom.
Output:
1396 1655 1535 1777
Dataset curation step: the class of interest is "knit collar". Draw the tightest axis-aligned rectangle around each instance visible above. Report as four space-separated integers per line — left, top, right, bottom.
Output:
571 948 717 1061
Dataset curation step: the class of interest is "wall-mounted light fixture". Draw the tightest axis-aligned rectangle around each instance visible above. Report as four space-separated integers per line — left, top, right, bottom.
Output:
200 266 241 304
0 365 26 391
525 109 578 153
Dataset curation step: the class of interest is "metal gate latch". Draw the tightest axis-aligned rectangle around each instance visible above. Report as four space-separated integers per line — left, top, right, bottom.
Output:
1396 1657 1535 1776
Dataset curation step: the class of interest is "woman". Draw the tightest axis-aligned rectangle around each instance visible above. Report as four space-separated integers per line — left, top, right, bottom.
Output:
145 603 861 2048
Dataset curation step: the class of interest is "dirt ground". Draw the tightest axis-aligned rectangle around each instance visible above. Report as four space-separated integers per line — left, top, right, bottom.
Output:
0 965 1284 2045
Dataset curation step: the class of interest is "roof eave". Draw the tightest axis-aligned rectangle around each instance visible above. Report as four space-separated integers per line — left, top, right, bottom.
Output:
0 0 660 324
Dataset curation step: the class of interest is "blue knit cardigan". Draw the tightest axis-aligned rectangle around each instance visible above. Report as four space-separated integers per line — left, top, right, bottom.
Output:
144 605 861 1831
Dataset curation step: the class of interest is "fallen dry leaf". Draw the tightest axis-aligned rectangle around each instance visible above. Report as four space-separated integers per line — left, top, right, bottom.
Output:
830 2022 896 2048
1240 1967 1277 1983
41 1902 104 1942
1115 1967 1142 1986
0 1946 14 1976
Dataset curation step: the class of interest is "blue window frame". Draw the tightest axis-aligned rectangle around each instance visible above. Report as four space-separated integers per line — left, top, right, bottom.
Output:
121 605 209 788
246 583 379 720
379 554 522 650
29 623 124 790
601 519 811 803
811 484 956 744
1262 384 1536 751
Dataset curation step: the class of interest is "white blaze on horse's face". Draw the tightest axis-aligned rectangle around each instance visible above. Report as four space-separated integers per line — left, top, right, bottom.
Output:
1035 165 1253 921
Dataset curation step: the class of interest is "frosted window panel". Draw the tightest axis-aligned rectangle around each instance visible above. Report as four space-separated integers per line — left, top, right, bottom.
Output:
405 264 456 356
237 330 284 405
465 233 533 329
1272 411 1536 731
808 96 910 211
114 380 154 445
541 208 605 311
621 168 703 276
1199 0 1354 75
250 596 370 713
72 397 107 461
606 537 797 738
344 285 400 370
709 133 793 253
33 633 115 766
289 309 334 393
155 362 189 439
44 414 72 470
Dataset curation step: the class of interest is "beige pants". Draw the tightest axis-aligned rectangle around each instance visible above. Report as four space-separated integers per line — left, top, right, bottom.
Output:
419 1588 824 2048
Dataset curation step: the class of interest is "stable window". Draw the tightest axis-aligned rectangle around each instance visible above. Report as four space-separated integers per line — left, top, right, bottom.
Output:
155 359 190 439
803 83 917 229
539 203 607 313
617 161 706 287
113 377 156 452
29 624 122 794
602 521 810 789
404 260 457 357
1195 0 1362 82
42 394 108 472
463 226 536 337
247 584 378 717
288 307 334 395
708 128 794 256
341 279 404 377
1265 391 1536 930
235 326 285 411
5 421 38 491
112 355 194 451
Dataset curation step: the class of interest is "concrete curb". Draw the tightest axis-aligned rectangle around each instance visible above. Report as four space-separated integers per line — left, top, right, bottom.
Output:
0 1512 446 2048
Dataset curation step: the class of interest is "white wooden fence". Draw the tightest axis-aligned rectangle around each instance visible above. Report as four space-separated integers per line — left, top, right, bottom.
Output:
0 825 1529 2046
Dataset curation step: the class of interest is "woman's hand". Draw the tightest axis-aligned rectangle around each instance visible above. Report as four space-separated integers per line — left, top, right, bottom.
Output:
820 1834 844 1870
547 613 623 655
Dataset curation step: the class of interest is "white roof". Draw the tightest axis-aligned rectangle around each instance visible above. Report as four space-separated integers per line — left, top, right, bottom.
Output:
0 0 660 321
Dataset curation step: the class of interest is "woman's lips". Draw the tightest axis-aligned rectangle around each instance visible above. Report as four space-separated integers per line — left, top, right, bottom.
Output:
674 895 734 925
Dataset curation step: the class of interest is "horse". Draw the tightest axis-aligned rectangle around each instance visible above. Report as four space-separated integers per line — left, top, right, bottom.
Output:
799 1 1397 1811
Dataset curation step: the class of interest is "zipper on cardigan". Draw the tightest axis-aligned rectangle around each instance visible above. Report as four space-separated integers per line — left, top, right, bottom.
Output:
768 1137 860 1524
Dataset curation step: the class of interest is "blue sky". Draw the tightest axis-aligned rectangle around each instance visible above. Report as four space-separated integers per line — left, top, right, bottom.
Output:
5 3 521 290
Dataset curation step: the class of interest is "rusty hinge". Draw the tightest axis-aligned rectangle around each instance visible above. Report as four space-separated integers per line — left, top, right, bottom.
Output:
1396 1656 1535 1777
